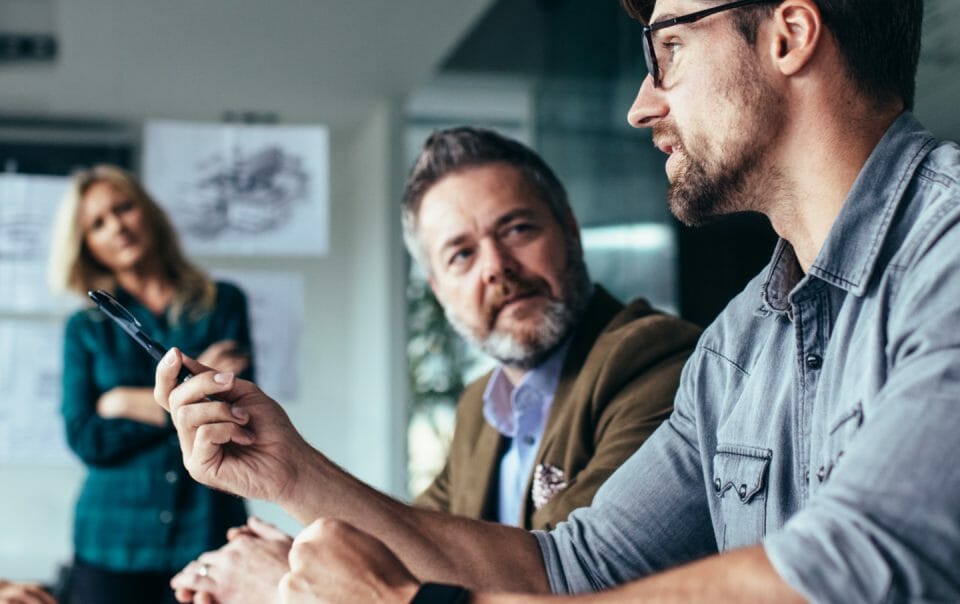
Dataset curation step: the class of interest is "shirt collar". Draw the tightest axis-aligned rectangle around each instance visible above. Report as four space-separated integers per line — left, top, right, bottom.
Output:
761 112 938 309
482 336 573 437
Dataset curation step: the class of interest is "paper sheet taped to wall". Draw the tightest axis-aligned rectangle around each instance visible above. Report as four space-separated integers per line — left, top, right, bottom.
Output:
143 119 330 256
213 269 304 402
0 173 77 314
0 320 73 464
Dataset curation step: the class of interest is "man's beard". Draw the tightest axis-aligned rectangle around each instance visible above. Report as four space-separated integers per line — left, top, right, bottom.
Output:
443 248 592 370
656 61 786 226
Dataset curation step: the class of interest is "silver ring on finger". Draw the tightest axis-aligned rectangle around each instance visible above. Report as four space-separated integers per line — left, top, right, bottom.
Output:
199 562 210 578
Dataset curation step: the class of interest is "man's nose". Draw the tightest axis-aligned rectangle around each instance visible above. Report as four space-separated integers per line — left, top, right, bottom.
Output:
627 74 668 129
479 240 517 284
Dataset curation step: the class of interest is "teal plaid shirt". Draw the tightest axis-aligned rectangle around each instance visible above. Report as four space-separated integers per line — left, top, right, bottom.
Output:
62 281 252 573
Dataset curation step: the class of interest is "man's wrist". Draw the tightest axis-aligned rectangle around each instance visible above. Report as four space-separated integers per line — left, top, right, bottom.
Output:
410 583 471 604
279 444 329 520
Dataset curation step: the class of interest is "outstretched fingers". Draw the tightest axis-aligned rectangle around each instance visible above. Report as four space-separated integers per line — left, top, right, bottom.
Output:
154 348 218 411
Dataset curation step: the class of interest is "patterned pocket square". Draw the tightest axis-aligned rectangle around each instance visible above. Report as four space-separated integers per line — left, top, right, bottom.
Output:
532 463 568 511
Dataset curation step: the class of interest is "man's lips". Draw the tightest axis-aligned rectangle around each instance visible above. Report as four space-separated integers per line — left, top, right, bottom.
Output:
489 293 542 326
655 138 677 155
504 292 537 305
497 293 537 313
654 138 683 178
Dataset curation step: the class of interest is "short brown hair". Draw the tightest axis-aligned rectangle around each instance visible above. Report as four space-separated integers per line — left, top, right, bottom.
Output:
621 0 923 109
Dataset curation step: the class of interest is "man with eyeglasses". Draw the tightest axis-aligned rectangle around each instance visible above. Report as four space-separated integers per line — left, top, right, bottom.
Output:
155 0 960 602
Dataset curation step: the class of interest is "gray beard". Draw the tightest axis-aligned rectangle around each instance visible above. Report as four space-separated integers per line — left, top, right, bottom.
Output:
443 255 592 370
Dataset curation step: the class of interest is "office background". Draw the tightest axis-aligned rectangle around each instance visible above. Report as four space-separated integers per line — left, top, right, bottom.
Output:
0 0 957 583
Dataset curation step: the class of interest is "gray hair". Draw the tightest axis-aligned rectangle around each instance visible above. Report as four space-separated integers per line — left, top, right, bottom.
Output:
401 127 577 272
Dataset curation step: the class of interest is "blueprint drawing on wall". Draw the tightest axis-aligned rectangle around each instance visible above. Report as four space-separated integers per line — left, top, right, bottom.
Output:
0 320 74 464
143 120 329 256
0 174 78 314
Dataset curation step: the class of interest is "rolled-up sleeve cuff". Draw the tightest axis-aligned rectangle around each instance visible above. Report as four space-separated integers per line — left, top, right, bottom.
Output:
764 536 816 603
533 529 568 594
763 516 891 604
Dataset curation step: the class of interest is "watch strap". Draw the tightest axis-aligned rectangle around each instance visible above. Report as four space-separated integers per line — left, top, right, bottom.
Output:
410 582 471 604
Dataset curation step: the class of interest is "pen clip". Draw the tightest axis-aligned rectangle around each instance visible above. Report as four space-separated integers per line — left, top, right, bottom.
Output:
88 289 167 364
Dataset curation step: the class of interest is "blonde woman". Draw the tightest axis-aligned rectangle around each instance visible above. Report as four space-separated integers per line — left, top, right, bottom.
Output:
49 165 253 604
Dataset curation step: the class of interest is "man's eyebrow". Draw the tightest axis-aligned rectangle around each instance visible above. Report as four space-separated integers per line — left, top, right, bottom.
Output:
438 233 469 255
651 12 679 24
493 208 537 229
436 208 540 256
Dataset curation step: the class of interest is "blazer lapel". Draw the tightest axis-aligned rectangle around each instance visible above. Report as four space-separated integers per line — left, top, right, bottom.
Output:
519 286 626 524
461 421 509 521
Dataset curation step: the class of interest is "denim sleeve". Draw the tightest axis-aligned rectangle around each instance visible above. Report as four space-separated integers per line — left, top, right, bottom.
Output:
535 357 717 594
765 200 960 603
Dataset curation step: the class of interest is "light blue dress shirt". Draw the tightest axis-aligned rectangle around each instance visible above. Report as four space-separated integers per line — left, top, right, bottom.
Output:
483 338 572 526
535 113 960 602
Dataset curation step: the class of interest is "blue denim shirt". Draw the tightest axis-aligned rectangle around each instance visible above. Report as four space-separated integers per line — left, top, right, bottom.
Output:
535 113 960 603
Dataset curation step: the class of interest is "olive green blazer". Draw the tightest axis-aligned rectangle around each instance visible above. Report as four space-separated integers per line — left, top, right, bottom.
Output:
415 286 701 530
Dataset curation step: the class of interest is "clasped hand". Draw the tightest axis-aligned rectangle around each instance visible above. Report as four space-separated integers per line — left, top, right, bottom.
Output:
279 519 419 604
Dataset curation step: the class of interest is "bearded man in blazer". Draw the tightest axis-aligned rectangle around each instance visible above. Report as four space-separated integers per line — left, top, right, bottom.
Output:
168 126 701 603
407 127 701 530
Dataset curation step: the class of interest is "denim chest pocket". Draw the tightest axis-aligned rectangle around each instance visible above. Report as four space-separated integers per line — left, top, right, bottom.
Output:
815 401 864 485
712 444 772 551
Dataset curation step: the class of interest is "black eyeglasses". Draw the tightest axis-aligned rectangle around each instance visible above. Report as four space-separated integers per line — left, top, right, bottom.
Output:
642 0 780 88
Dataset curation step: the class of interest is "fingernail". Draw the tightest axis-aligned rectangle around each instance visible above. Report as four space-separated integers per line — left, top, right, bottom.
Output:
231 406 248 422
214 372 233 384
163 348 178 365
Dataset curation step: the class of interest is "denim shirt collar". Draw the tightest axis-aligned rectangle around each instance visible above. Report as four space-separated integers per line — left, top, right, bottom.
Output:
761 112 939 311
482 335 573 437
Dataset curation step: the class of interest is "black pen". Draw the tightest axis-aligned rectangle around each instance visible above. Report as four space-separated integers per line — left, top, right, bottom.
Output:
88 290 195 385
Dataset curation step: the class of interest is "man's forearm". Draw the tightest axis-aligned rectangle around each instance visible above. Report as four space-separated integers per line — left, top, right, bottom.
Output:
280 447 551 593
472 546 806 604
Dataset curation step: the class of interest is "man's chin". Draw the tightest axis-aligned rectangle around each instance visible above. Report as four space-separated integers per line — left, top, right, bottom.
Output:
482 336 550 370
482 320 568 370
494 296 548 325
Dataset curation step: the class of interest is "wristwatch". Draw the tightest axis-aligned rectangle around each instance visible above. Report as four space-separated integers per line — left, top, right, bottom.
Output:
410 582 471 603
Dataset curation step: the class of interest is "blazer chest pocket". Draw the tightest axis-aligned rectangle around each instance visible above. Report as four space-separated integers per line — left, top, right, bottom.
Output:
712 444 772 551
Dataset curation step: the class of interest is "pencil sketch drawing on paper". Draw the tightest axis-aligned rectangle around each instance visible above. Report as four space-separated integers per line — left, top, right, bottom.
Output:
0 215 46 261
177 145 311 238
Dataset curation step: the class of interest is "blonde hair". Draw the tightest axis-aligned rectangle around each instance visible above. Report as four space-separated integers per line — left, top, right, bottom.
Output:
48 164 215 322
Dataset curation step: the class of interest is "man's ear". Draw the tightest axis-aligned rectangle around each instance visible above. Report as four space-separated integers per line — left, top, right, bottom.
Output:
769 0 823 77
563 207 583 256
